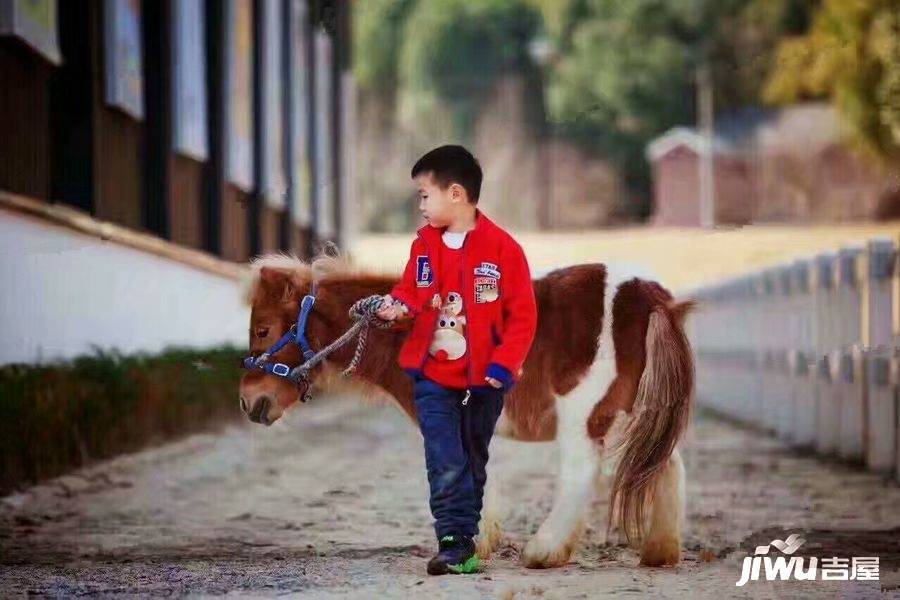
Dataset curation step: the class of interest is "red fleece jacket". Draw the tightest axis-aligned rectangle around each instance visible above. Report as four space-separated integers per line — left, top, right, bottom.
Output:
389 210 537 390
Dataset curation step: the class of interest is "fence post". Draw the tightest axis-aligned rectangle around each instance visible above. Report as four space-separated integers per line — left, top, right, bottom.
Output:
866 351 896 472
748 272 766 427
866 238 896 352
837 245 864 351
760 268 779 434
836 246 865 462
895 355 900 482
790 258 816 448
816 354 838 454
865 239 897 472
776 265 794 441
838 349 864 462
814 252 837 454
814 251 838 353
739 274 758 424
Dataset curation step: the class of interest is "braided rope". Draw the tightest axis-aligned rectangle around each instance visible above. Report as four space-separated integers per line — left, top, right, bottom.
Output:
289 294 390 382
343 295 393 375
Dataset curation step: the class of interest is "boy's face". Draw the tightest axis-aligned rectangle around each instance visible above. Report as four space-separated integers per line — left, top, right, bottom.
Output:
415 172 464 228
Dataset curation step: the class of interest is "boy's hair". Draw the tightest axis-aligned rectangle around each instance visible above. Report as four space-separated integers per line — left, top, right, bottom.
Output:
411 145 482 203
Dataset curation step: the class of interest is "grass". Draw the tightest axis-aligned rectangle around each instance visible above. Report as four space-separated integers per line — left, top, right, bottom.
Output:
0 346 244 495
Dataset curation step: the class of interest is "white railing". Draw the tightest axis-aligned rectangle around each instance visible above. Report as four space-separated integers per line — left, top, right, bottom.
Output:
685 238 898 480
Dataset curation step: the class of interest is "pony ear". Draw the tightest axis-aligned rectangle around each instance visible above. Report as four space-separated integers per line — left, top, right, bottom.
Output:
282 278 296 302
259 267 297 303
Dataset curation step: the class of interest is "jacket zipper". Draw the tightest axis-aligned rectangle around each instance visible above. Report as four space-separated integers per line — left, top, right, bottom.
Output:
419 226 475 403
460 231 473 397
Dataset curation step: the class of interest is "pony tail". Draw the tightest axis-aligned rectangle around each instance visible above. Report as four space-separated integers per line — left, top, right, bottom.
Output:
607 298 695 546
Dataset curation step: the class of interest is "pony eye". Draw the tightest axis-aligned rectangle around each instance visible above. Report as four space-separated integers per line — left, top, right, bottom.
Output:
255 327 270 338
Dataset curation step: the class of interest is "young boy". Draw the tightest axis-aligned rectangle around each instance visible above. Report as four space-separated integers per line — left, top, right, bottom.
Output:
376 145 537 575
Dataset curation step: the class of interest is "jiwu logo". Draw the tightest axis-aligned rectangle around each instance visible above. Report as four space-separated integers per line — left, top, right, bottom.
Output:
735 532 880 586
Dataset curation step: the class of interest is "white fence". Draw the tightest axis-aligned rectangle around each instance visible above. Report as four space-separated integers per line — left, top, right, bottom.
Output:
685 237 899 480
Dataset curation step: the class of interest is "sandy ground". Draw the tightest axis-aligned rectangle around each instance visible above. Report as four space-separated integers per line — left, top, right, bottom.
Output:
1 393 899 598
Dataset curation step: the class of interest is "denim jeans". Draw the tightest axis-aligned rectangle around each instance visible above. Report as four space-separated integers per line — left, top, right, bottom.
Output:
413 376 505 540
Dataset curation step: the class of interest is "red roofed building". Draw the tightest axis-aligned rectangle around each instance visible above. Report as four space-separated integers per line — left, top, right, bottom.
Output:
647 104 900 226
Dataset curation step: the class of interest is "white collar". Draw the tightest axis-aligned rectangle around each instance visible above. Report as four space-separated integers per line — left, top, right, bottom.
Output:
441 230 467 249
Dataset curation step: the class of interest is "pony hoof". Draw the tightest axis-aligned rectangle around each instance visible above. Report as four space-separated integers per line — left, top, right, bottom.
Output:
639 535 681 567
475 535 493 560
522 533 573 568
476 516 503 559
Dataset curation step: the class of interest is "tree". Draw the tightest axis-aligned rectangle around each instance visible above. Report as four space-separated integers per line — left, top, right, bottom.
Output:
544 0 746 217
397 0 542 137
765 0 900 162
353 0 419 101
351 0 820 221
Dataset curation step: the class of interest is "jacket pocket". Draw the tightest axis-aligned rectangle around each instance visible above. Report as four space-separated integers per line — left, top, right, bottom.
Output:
491 323 502 346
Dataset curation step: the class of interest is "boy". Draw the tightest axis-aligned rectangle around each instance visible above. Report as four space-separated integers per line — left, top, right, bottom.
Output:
376 145 537 575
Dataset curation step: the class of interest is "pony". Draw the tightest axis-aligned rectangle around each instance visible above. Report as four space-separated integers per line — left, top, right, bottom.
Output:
238 252 696 568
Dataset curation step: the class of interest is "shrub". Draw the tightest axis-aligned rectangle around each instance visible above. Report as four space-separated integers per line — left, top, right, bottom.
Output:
0 346 244 494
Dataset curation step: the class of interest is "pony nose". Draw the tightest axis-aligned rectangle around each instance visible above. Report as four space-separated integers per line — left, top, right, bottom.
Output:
248 396 271 424
240 396 249 413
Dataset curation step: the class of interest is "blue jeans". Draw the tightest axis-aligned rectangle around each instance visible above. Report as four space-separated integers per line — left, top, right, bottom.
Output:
413 376 505 540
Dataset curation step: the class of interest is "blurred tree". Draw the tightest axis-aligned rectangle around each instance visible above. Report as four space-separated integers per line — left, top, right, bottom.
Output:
352 0 819 221
765 0 900 162
546 1 706 216
544 0 816 218
354 0 419 102
397 0 542 137
712 0 817 109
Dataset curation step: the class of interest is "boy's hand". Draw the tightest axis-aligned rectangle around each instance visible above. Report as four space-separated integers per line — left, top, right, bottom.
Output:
485 377 503 389
375 295 403 321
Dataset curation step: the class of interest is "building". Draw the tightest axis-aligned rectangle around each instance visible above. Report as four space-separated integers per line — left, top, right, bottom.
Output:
647 103 900 226
0 0 356 364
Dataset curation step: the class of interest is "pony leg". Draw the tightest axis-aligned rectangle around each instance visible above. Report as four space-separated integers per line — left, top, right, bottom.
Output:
639 447 685 566
522 386 603 568
475 473 503 559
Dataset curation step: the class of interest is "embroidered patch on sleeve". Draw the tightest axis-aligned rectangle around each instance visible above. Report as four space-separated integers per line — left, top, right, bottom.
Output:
416 255 433 287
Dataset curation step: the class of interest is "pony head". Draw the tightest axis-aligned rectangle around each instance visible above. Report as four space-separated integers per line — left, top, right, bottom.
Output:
239 252 350 425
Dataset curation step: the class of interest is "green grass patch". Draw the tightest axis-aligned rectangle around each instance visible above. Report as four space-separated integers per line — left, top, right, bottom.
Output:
0 346 244 495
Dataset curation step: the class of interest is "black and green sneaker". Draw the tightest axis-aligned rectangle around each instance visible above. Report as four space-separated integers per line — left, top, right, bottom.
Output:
426 534 480 575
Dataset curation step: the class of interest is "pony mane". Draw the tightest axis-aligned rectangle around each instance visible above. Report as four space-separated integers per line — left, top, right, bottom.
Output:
241 247 362 306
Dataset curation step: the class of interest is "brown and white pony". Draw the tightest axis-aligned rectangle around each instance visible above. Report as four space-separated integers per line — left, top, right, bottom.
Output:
239 254 695 568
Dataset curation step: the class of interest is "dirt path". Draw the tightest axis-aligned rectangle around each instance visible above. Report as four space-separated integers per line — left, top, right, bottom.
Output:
1 394 899 598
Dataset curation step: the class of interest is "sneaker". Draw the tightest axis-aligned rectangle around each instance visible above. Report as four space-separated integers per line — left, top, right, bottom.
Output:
426 534 480 575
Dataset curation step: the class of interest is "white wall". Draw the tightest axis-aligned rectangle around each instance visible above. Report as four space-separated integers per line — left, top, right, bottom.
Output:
0 210 249 365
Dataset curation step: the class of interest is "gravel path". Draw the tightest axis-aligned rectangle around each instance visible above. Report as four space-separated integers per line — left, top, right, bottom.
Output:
1 394 899 598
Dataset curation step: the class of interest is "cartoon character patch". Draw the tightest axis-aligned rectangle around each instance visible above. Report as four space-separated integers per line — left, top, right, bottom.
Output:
416 255 433 288
429 291 466 361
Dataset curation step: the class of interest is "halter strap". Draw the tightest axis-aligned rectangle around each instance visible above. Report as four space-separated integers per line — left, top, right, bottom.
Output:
241 286 387 401
295 293 317 361
243 282 319 380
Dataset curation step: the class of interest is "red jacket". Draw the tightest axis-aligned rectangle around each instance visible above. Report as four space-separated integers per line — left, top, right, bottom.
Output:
390 210 537 390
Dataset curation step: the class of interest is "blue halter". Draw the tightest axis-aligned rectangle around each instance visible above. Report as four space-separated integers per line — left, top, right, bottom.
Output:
242 283 318 385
